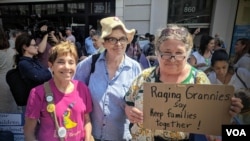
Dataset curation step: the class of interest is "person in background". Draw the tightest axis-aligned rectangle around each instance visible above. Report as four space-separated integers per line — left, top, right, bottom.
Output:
8 29 23 49
24 41 92 141
144 32 151 41
143 34 158 66
0 26 19 113
208 49 250 94
214 37 223 50
15 33 52 103
84 28 97 55
143 34 155 57
232 38 250 71
74 16 142 140
126 34 141 61
189 34 215 73
59 27 76 43
208 49 250 126
214 33 226 49
124 24 243 141
79 30 105 61
91 30 105 54
189 27 200 52
36 22 59 68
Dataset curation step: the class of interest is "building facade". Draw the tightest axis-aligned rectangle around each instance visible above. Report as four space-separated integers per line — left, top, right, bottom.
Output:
0 0 249 56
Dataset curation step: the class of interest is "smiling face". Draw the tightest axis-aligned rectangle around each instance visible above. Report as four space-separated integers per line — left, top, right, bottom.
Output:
48 41 78 82
49 53 76 81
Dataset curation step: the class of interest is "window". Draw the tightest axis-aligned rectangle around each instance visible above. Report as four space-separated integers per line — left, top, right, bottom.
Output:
168 0 213 25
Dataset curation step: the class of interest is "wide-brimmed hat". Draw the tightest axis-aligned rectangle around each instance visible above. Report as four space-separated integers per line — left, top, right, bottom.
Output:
100 17 135 43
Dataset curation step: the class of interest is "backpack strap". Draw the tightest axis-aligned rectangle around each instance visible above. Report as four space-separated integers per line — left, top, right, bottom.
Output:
235 68 248 88
87 53 101 85
90 53 101 73
44 82 65 141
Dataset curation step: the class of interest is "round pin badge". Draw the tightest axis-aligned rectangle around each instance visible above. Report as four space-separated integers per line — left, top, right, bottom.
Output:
46 103 55 113
46 95 53 102
58 127 67 138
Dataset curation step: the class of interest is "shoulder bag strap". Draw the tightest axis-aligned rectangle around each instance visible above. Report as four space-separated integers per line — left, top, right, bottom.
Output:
235 68 248 88
44 82 65 141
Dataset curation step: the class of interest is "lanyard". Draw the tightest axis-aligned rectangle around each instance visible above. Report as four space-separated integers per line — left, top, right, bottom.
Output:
44 82 65 141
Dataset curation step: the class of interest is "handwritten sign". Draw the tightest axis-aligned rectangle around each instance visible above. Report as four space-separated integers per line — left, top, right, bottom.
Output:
143 83 234 135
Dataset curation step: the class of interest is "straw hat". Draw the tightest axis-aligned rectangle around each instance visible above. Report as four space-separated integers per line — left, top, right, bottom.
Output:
100 16 135 43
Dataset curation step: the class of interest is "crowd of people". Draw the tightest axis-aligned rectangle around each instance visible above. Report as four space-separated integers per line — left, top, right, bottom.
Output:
0 16 249 141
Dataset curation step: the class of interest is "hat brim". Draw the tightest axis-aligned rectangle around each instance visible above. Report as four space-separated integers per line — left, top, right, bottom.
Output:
100 17 136 43
101 27 135 43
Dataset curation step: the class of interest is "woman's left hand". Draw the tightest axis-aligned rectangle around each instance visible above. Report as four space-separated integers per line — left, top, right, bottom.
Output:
229 97 243 116
125 104 143 124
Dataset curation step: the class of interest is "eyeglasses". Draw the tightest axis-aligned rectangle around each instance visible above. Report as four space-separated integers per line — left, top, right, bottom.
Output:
159 52 186 61
104 37 128 45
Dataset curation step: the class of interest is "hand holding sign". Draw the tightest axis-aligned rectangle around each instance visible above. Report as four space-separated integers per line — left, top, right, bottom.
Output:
125 105 143 123
143 83 235 136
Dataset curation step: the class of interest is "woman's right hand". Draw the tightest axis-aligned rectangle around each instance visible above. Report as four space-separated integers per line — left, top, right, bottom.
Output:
125 104 143 123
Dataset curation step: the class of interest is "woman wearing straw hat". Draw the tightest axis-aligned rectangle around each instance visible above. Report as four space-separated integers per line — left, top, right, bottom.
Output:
74 17 142 140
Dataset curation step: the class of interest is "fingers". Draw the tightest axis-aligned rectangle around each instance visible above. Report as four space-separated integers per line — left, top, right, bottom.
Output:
229 97 244 116
125 105 143 123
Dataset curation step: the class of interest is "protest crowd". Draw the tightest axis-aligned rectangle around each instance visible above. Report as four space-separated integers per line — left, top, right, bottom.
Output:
0 15 250 141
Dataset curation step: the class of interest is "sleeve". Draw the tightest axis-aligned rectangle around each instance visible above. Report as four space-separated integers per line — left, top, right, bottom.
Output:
134 61 142 77
195 71 211 84
238 67 250 88
19 61 52 83
73 56 92 84
124 74 143 106
207 71 217 84
25 85 45 119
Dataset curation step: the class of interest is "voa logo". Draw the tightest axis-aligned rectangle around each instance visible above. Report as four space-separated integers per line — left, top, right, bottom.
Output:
226 129 246 136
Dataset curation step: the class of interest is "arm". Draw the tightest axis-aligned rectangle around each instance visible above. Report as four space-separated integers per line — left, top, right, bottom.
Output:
49 31 59 44
37 25 49 53
124 75 143 124
188 55 197 66
84 113 92 141
189 55 207 68
19 61 52 83
24 117 38 141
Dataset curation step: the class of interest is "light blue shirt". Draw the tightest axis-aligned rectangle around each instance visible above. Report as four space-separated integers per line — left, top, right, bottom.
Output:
85 36 97 55
74 51 141 140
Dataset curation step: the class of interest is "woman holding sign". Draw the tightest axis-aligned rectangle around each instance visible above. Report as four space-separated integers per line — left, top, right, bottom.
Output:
124 24 243 141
